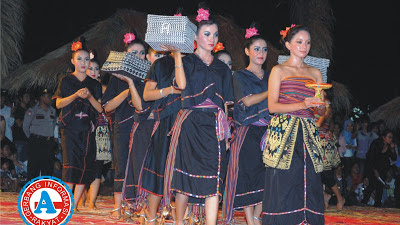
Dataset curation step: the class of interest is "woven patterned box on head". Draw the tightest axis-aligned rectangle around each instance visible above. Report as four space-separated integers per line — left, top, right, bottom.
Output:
101 51 151 81
145 14 197 53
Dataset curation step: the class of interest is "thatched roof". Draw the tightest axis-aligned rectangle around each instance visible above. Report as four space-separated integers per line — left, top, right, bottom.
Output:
369 97 400 132
3 9 281 94
1 0 25 80
289 0 334 60
330 80 352 119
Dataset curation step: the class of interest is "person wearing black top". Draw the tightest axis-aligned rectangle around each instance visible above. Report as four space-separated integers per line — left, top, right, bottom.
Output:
223 25 270 225
362 129 397 207
133 51 182 224
102 37 148 220
164 6 234 224
54 37 103 212
13 91 31 163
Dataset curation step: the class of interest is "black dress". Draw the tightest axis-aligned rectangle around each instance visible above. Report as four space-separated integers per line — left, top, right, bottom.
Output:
101 77 136 192
164 54 234 207
121 76 155 203
54 74 102 185
137 55 181 208
222 69 270 223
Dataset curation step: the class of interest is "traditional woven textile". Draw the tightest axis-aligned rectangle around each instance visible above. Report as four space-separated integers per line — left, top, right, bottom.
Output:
101 51 151 81
262 77 324 173
145 14 197 53
262 114 324 173
278 55 330 82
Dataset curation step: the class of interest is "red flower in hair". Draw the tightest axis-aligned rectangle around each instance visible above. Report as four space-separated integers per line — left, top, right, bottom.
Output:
123 33 136 44
245 27 259 39
71 41 82 51
194 41 197 50
280 24 296 39
213 42 225 53
196 8 210 22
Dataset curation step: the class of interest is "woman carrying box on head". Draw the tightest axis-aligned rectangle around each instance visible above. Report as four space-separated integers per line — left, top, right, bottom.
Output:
102 33 148 221
163 3 234 225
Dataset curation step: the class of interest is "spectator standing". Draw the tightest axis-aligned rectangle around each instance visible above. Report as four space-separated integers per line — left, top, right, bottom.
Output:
0 89 15 142
23 89 57 181
356 119 375 175
338 119 358 178
12 91 31 163
1 115 5 141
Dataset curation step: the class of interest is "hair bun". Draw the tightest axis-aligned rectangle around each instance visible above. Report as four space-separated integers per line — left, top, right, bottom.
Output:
198 2 209 10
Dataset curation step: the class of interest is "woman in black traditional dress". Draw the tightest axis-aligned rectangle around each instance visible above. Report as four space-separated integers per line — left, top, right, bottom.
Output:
119 47 169 221
163 3 234 225
222 23 269 225
101 33 147 220
261 25 326 225
77 52 104 210
129 47 183 224
54 37 103 212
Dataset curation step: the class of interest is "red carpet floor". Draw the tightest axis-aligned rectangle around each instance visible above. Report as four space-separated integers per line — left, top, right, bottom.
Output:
1 192 400 224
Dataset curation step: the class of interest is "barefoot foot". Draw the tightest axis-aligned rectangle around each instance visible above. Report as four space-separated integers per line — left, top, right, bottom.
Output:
336 197 345 210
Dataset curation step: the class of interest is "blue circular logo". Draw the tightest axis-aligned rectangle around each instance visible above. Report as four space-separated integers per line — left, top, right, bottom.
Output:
18 176 74 225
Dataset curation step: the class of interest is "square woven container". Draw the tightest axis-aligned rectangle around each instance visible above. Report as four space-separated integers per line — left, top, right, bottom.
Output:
278 55 330 83
101 51 151 81
145 14 197 53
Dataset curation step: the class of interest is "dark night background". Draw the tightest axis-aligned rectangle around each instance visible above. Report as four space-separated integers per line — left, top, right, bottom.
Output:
20 0 399 113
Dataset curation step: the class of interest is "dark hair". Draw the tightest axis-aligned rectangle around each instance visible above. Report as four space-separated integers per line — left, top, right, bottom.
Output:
196 2 218 34
244 22 266 49
1 139 10 150
88 49 100 66
280 25 311 53
359 116 370 124
17 90 30 100
176 7 184 15
1 159 9 167
71 36 89 58
381 129 393 138
125 38 148 54
368 121 378 132
282 25 310 43
214 49 232 59
351 161 360 169
100 72 111 86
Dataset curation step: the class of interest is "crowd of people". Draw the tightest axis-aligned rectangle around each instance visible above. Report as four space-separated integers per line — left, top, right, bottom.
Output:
320 117 399 209
1 3 400 225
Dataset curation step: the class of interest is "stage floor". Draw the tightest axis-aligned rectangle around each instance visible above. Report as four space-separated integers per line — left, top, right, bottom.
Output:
1 192 400 224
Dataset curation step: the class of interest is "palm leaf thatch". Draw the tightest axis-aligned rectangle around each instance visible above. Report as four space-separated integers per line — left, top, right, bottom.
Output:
330 80 352 119
1 0 25 80
369 97 400 132
289 0 334 59
3 9 280 94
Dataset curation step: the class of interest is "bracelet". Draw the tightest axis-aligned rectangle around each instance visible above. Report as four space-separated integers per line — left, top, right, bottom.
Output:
160 88 165 98
175 64 183 68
